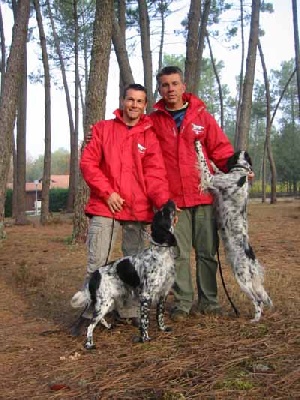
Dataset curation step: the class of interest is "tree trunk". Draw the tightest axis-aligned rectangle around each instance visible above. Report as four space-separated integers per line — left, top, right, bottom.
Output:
14 44 28 225
236 0 261 150
66 0 80 213
206 34 224 129
112 14 134 87
292 0 300 118
154 0 167 101
0 0 30 238
258 40 277 204
116 0 127 107
72 0 114 243
34 0 52 224
0 4 6 96
185 0 201 92
234 0 245 149
46 0 76 211
195 0 211 88
185 0 211 94
138 0 154 111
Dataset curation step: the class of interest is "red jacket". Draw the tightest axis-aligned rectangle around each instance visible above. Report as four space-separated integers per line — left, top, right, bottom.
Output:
81 110 169 222
151 93 234 208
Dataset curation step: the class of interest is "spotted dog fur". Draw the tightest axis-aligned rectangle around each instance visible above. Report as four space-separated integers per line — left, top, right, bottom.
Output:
71 200 177 349
195 141 272 321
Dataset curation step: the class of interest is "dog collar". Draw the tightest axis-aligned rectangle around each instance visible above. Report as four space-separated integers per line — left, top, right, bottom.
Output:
230 164 252 172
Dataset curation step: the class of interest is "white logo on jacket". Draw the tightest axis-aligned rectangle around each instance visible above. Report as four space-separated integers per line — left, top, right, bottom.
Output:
192 123 204 135
138 143 146 153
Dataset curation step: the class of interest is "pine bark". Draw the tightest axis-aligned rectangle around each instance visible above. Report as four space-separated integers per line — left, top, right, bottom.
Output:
0 0 30 237
138 0 154 111
236 0 261 150
72 0 114 243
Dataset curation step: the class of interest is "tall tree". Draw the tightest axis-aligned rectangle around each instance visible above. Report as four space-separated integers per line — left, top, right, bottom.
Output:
292 0 300 117
258 40 277 204
66 0 80 213
34 0 52 224
46 0 77 212
0 3 6 96
10 0 29 225
184 0 201 93
0 0 30 238
138 0 154 110
235 0 261 150
72 0 114 242
14 44 28 225
206 34 224 129
112 2 134 89
234 0 245 148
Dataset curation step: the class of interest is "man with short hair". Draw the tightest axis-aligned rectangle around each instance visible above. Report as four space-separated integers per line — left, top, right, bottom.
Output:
150 66 234 320
71 84 170 334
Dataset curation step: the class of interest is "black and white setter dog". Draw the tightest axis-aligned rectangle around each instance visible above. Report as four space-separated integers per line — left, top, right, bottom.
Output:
195 141 272 321
71 200 177 349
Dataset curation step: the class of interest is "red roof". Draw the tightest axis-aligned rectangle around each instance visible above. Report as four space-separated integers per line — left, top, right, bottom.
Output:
7 175 70 191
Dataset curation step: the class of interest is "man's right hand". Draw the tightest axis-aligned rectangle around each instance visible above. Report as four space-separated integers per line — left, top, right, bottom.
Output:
107 192 125 213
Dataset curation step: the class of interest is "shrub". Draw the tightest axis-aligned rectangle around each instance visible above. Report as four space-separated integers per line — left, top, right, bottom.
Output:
5 189 13 217
49 189 69 212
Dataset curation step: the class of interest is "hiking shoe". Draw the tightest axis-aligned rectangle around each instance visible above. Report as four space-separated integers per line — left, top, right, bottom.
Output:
170 308 188 322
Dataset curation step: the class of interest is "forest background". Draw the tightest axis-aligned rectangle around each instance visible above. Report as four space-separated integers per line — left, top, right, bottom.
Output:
0 0 299 237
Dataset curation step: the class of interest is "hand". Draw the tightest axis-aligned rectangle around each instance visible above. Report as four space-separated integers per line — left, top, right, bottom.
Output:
248 171 255 181
174 206 181 226
107 192 125 213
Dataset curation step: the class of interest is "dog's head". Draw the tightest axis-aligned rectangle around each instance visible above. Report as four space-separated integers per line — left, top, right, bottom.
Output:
151 200 177 247
227 150 252 173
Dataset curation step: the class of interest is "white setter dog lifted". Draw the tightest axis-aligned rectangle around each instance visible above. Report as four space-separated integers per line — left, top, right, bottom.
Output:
71 200 177 349
195 141 272 322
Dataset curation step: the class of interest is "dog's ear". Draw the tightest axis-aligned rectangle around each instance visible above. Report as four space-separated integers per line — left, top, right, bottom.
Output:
244 151 252 167
165 232 177 247
151 203 176 246
227 152 240 171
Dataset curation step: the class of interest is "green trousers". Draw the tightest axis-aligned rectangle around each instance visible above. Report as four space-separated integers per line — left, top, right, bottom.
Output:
173 205 219 313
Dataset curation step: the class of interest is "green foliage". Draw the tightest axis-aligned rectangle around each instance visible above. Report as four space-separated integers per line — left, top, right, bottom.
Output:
261 2 274 13
26 148 70 181
4 189 69 217
273 122 300 187
49 189 69 212
5 189 13 218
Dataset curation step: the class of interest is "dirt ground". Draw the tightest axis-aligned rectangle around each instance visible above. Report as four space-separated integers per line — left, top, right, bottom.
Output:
0 200 299 400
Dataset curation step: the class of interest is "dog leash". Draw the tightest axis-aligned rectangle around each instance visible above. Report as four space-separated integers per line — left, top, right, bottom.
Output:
216 247 240 317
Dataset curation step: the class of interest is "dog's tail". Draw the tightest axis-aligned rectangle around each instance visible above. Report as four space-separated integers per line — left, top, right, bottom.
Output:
70 270 102 309
70 288 91 309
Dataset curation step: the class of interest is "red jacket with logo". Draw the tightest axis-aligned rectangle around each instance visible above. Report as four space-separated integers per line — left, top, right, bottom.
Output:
81 110 169 222
151 93 234 208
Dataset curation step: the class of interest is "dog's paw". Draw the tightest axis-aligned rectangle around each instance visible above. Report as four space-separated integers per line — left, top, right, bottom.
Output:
84 341 96 350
